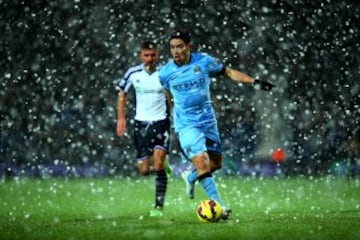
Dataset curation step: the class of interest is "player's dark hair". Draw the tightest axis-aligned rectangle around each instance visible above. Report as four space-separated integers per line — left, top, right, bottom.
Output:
141 41 157 50
170 29 191 44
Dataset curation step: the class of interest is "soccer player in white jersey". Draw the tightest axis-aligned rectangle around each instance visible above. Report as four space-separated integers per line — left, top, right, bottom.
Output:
159 29 275 220
116 41 172 217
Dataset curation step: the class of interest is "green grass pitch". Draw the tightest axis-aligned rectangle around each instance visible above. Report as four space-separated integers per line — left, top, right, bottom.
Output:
0 176 359 240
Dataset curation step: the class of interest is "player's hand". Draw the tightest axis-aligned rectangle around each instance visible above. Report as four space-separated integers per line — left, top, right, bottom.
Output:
254 79 275 91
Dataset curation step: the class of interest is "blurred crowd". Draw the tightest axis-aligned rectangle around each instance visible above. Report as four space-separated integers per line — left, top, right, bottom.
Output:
1 0 359 177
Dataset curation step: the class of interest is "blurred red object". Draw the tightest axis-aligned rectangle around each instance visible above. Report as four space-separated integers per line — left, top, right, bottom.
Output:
271 148 286 162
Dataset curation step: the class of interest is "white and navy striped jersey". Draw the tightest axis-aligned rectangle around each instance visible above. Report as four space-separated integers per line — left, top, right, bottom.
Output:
117 64 168 122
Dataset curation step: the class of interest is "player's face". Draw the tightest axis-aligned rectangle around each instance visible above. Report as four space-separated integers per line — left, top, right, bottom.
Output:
140 48 159 72
170 39 191 66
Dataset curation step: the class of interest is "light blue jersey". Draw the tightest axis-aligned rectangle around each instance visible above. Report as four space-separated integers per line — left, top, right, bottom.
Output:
159 52 224 132
159 52 224 159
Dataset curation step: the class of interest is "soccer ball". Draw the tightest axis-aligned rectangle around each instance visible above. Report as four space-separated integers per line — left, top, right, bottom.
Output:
196 199 222 223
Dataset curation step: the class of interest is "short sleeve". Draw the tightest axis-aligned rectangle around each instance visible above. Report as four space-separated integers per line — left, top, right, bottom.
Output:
117 78 126 91
206 55 224 73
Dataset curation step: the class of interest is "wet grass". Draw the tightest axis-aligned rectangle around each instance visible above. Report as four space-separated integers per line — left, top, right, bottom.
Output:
0 176 359 239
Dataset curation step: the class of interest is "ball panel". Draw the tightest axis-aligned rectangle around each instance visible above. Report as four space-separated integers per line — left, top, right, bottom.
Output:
196 199 222 223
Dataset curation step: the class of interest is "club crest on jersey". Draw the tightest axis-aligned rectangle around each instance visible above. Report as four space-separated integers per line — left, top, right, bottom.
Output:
194 66 201 73
135 86 141 92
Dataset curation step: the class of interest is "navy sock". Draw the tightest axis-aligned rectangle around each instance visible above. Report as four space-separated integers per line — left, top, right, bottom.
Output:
155 170 167 208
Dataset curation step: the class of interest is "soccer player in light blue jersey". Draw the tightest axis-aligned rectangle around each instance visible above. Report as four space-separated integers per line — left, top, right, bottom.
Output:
159 29 275 220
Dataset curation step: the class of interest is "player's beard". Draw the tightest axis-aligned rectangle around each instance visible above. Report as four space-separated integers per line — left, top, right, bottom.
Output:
145 62 156 72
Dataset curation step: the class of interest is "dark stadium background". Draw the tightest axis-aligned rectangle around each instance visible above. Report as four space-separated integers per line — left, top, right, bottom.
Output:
1 0 359 177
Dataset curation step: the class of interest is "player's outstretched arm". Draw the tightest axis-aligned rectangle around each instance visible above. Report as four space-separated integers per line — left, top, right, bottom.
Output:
224 67 275 91
224 67 254 84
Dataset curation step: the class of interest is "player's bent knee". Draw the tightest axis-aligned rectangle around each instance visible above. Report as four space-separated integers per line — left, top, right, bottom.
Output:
192 153 211 173
139 169 150 176
211 161 222 171
208 152 223 171
138 164 151 175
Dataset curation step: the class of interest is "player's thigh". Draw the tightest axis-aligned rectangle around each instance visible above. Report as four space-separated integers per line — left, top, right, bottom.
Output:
208 150 223 170
151 119 171 152
203 122 222 148
178 127 207 159
203 123 223 170
134 121 152 160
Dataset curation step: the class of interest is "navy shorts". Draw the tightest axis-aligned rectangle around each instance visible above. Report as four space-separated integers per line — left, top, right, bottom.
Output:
134 118 170 161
